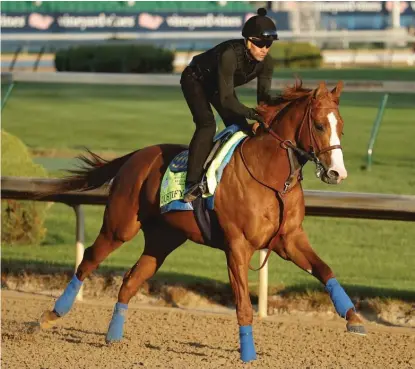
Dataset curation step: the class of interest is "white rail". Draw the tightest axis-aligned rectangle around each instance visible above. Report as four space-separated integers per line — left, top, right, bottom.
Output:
2 28 414 43
2 71 415 94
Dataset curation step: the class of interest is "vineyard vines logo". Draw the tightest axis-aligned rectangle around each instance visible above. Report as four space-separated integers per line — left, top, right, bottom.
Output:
0 14 26 28
165 13 243 30
138 13 164 30
57 13 135 30
28 13 54 30
317 1 383 12
385 1 409 13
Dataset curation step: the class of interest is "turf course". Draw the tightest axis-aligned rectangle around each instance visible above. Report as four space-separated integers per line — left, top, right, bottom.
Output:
2 74 414 299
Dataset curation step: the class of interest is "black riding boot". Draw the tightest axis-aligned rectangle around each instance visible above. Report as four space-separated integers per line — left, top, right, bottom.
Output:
183 124 215 202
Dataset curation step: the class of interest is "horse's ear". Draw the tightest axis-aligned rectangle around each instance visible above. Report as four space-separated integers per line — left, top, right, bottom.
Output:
314 81 327 99
331 81 344 104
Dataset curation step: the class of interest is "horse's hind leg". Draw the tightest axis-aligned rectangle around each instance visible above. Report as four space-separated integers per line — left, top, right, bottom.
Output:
276 227 366 335
105 222 186 343
40 192 141 329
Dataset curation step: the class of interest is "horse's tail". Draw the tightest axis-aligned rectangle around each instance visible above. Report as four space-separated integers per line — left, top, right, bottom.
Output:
38 149 138 197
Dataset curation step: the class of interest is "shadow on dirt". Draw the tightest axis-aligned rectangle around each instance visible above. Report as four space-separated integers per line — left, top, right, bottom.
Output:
3 260 414 328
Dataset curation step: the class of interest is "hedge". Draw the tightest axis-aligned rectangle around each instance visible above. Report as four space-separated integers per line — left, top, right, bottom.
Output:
55 44 174 73
1 131 49 245
269 42 323 68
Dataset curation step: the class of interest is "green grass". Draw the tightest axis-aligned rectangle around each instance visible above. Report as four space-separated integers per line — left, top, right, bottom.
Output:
2 81 415 299
2 83 198 151
274 67 415 81
2 83 414 194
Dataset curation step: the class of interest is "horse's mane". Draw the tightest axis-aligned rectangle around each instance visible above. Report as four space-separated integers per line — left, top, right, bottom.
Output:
259 79 314 126
280 78 313 101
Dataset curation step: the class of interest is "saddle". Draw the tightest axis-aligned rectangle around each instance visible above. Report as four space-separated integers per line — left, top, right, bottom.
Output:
160 124 247 213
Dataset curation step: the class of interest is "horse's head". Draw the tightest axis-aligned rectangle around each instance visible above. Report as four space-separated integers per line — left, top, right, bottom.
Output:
258 79 347 186
303 81 346 184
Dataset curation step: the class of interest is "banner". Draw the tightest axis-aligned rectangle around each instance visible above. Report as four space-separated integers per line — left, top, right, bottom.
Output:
0 11 290 33
319 1 415 30
317 1 415 15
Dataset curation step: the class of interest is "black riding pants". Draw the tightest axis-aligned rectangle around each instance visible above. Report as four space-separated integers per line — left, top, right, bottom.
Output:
180 67 248 184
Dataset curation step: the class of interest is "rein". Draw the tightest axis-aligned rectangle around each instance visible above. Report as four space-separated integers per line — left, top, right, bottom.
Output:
240 97 341 271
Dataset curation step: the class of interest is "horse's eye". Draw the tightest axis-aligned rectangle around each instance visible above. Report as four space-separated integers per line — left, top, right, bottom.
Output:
315 123 324 132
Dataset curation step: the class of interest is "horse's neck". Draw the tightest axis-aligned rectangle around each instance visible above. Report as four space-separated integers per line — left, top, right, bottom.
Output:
274 98 309 141
241 136 292 193
241 100 306 192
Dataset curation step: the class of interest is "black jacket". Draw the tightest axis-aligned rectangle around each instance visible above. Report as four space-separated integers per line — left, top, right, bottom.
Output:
189 39 274 118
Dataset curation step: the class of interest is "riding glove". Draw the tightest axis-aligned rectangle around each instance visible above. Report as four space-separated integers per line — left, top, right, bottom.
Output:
247 108 265 124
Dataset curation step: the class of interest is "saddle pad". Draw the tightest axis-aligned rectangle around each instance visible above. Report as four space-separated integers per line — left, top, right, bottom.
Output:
169 150 189 173
205 131 247 196
169 124 241 174
160 165 191 211
160 130 247 213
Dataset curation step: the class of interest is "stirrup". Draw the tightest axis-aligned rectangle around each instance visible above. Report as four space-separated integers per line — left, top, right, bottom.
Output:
183 182 205 203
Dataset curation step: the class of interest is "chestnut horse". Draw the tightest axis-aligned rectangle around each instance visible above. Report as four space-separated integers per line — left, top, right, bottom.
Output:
39 80 365 363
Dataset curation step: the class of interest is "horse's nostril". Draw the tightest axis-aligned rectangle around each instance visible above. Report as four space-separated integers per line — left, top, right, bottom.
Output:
327 170 339 179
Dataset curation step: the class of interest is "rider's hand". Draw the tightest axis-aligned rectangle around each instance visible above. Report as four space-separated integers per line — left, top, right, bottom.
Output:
247 108 264 124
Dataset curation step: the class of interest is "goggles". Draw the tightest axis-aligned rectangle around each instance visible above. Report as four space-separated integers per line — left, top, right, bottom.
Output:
261 30 279 39
249 38 273 49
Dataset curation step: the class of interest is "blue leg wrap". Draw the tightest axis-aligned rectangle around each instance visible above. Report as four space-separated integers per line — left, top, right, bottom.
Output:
54 275 83 317
239 325 256 362
106 302 128 343
325 278 355 318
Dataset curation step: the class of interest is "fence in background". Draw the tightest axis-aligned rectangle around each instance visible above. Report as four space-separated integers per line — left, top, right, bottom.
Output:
2 27 414 44
2 176 415 314
2 71 415 93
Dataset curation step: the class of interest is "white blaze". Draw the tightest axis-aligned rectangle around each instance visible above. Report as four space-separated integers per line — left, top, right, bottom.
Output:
327 112 347 179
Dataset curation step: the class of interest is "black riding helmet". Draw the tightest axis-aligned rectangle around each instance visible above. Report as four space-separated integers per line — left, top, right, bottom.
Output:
242 8 279 40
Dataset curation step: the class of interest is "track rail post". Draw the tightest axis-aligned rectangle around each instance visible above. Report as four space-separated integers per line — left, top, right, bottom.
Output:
366 93 389 170
72 205 85 301
258 249 269 318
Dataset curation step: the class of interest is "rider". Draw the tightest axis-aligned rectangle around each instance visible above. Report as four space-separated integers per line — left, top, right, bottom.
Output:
180 7 279 202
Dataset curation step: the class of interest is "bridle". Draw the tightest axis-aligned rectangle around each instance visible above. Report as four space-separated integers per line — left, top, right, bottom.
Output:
240 97 342 194
240 96 342 271
264 97 342 184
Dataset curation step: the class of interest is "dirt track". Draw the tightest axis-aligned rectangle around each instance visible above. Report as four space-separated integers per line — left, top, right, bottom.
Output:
1 290 414 369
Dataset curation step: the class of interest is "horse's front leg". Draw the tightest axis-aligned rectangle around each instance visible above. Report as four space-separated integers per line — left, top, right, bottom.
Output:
226 244 257 362
276 227 366 335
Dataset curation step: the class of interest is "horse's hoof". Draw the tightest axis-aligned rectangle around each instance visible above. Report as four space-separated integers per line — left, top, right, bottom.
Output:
105 332 123 345
105 337 123 345
347 323 367 336
39 310 60 330
105 326 124 344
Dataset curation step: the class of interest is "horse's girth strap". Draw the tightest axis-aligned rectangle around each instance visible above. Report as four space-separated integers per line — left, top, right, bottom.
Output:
249 192 286 271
